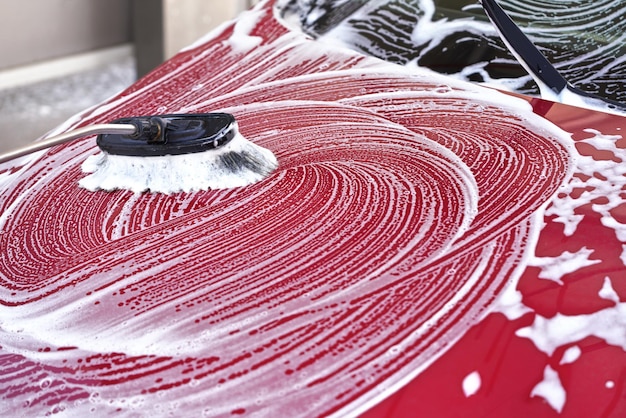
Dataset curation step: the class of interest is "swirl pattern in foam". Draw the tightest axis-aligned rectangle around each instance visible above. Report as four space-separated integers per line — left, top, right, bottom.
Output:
0 1 573 416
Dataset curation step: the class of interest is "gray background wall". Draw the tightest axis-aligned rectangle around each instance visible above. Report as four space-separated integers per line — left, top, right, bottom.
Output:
0 0 252 72
0 0 132 70
0 0 253 154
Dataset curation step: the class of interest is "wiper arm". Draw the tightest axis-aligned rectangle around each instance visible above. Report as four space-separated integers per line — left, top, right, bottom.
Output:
481 0 626 116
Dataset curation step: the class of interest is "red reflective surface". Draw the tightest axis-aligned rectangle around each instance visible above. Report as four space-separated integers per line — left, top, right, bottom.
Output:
365 100 626 417
1 1 625 416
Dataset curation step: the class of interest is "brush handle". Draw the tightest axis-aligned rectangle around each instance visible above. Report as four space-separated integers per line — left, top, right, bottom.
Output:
0 124 137 165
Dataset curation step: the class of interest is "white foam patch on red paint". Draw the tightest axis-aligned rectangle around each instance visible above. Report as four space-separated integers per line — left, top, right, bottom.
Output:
531 366 566 413
546 129 626 238
462 371 481 397
530 247 600 285
493 128 626 414
228 8 265 53
599 277 620 303
0 1 577 417
493 283 532 320
559 345 581 365
517 303 626 357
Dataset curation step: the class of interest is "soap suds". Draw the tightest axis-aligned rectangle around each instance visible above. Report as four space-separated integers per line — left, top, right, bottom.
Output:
559 345 581 365
530 247 599 285
599 276 620 303
516 303 626 357
282 0 626 115
493 280 532 320
462 371 481 397
228 8 264 53
0 1 609 417
531 366 566 413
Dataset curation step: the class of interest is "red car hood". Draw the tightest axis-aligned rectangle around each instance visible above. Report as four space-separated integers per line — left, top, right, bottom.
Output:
1 1 625 416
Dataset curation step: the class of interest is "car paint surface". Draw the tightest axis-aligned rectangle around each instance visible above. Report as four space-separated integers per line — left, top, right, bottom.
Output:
1 0 625 416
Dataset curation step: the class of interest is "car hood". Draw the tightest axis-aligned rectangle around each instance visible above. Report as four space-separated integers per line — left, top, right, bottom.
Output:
1 0 625 416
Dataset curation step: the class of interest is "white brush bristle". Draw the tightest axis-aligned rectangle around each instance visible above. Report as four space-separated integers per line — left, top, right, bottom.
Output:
79 131 278 194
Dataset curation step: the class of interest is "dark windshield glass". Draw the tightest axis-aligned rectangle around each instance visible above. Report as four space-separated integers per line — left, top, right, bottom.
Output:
279 0 626 103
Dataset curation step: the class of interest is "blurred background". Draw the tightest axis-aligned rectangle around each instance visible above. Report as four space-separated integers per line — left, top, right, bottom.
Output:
0 0 256 154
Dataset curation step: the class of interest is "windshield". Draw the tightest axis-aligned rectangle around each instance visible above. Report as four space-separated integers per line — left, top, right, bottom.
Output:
278 0 626 104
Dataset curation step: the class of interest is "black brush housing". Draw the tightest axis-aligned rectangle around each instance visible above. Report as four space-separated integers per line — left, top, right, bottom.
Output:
97 113 237 156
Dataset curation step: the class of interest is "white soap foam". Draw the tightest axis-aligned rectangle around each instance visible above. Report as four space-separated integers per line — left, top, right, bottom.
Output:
462 371 481 397
599 276 620 303
531 366 566 413
560 345 581 365
530 247 600 286
492 128 626 414
516 303 626 357
546 130 626 240
228 8 264 53
494 284 532 320
0 2 606 416
297 0 626 116
410 0 495 51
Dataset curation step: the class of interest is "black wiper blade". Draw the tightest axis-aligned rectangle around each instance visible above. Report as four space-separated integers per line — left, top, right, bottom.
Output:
481 0 567 94
481 0 626 115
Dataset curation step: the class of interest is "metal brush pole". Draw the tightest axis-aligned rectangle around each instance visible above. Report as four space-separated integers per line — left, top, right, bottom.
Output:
0 124 137 164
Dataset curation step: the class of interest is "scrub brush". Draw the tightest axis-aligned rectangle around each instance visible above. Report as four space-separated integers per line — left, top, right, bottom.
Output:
0 113 278 194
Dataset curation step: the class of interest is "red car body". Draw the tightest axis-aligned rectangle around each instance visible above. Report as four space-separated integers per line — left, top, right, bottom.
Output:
1 1 625 416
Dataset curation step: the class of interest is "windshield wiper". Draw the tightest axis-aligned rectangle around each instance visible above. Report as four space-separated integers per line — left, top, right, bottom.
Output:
481 0 626 116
